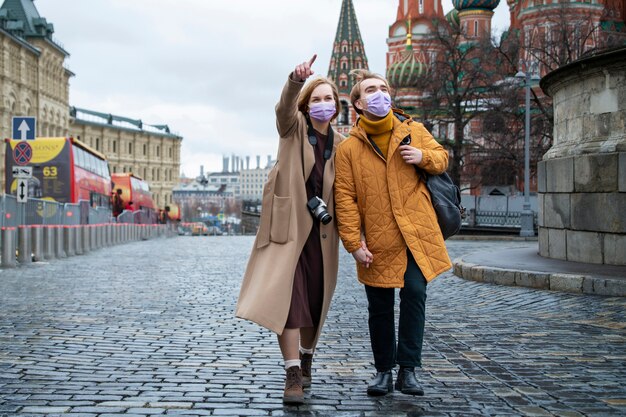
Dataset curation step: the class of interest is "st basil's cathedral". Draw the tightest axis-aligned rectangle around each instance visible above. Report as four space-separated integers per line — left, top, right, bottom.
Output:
327 0 625 192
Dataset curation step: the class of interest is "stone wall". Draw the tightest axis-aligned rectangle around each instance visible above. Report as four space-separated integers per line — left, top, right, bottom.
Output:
538 47 626 265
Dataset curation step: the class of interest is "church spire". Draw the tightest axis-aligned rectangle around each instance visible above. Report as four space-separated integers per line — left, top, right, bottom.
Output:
328 0 369 96
327 0 369 132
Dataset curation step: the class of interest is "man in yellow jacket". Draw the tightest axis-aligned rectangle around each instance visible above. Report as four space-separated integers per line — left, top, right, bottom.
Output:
335 70 452 397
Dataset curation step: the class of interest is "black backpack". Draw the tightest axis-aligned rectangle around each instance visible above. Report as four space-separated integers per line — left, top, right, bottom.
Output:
394 113 465 240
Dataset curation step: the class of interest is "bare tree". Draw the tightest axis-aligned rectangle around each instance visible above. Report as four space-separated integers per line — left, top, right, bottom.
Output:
522 2 623 72
412 18 501 188
464 79 552 192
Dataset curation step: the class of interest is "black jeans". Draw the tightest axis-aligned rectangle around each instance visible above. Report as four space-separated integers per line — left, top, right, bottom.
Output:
364 250 427 371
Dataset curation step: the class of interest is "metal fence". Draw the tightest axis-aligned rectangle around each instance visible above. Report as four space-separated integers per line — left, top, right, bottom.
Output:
461 195 538 229
0 194 153 226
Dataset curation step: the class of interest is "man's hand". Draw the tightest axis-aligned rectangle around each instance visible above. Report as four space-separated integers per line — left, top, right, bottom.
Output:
292 54 317 82
399 145 423 165
351 240 373 268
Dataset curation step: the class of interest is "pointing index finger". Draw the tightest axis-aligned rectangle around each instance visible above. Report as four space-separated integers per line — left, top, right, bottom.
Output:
308 54 317 67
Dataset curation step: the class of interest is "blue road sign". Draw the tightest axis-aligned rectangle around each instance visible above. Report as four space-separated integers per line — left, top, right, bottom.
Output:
12 116 36 140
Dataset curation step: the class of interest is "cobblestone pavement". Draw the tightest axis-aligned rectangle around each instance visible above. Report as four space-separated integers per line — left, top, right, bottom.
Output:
0 236 625 417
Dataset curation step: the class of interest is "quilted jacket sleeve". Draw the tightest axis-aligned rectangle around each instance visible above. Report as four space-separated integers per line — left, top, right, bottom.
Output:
334 142 362 254
414 123 449 175
275 74 305 138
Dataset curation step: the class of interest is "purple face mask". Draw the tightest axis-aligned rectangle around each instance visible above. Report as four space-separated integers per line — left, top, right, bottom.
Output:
365 90 392 117
309 101 336 122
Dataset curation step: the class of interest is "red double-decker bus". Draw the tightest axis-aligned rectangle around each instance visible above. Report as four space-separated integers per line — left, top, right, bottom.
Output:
111 172 156 214
5 137 111 207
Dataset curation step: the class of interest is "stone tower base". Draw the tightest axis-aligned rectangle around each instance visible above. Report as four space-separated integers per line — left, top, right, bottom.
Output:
537 152 626 265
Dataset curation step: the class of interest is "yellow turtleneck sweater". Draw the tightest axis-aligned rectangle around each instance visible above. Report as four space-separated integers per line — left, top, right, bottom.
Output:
359 111 394 159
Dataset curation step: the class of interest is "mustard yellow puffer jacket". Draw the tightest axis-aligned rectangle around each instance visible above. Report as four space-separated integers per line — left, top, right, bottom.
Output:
335 113 452 287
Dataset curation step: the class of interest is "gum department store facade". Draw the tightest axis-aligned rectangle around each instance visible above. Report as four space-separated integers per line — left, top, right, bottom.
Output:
0 0 181 209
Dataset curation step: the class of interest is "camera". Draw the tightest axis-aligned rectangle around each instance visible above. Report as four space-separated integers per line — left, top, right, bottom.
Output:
307 196 332 225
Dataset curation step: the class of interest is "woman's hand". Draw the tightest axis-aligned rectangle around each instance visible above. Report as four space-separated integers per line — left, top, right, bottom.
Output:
292 55 317 82
399 145 423 165
351 240 373 268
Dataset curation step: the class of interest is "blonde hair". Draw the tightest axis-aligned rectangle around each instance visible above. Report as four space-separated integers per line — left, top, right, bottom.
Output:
297 77 341 121
349 69 389 115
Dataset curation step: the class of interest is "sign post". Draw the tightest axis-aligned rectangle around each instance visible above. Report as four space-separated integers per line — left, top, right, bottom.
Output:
12 166 33 179
12 116 37 140
16 178 28 203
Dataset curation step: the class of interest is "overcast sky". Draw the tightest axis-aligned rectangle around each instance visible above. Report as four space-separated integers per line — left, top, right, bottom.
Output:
36 0 511 178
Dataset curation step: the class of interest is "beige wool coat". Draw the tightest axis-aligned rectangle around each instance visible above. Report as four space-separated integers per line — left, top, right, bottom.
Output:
235 75 344 345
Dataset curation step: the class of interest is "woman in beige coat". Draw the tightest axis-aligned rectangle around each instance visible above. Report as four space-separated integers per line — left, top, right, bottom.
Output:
236 55 343 405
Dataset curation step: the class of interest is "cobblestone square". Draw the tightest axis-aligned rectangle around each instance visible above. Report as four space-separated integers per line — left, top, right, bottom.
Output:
0 236 625 416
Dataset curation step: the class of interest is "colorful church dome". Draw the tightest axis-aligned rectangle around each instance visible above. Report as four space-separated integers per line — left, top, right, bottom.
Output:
387 20 428 89
451 0 500 12
387 48 427 89
446 8 460 28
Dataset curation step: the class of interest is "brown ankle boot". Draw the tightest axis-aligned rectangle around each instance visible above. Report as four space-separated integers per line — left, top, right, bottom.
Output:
300 352 313 388
283 366 304 404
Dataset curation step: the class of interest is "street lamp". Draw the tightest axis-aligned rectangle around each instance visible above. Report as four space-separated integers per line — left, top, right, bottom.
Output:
515 61 540 237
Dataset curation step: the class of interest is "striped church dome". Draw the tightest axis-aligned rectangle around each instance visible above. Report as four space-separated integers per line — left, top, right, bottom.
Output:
446 8 460 28
451 0 500 11
387 49 428 89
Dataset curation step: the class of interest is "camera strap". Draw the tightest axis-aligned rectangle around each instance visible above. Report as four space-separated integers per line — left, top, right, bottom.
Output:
306 116 334 161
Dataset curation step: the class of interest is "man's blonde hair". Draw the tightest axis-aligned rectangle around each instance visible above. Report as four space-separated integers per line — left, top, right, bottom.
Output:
297 77 341 121
349 69 390 115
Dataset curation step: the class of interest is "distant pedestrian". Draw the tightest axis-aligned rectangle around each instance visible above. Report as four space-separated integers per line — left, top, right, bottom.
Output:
334 69 452 397
236 55 344 405
112 188 123 217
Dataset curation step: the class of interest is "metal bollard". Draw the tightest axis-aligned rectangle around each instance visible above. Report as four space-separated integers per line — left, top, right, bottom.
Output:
64 226 76 257
75 226 83 255
95 225 100 249
99 225 104 248
1 227 17 268
43 226 56 260
17 226 32 265
90 225 97 250
94 225 100 249
82 225 91 253
31 225 44 262
55 225 66 258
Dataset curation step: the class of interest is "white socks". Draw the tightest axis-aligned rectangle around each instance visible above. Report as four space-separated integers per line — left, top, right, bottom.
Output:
300 347 314 355
284 347 314 369
284 359 301 370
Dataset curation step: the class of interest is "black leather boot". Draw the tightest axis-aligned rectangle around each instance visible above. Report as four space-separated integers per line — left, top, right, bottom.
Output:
300 352 312 388
367 370 393 396
395 367 424 396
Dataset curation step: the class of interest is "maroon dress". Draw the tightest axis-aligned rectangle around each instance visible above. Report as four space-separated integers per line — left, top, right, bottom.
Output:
285 130 328 329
